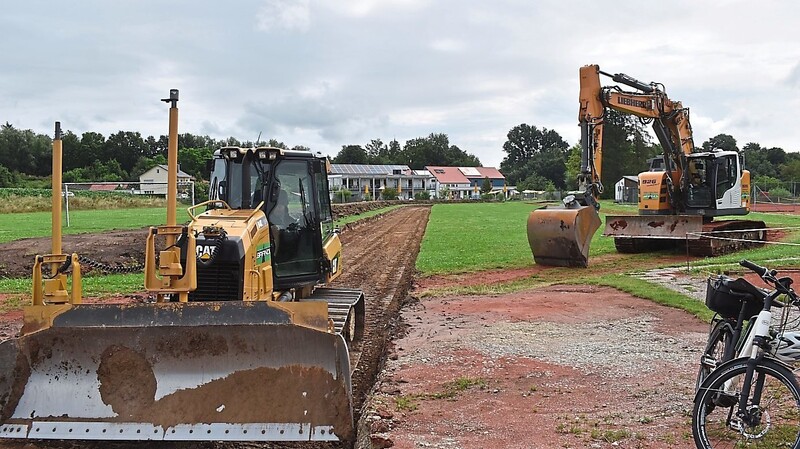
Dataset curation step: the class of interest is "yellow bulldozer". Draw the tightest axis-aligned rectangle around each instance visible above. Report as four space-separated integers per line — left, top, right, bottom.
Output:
0 90 364 442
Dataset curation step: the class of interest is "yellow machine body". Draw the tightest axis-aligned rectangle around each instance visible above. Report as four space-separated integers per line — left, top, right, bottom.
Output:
0 94 363 443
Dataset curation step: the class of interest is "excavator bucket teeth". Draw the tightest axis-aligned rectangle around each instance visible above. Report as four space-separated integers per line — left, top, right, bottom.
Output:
0 303 353 442
527 204 601 267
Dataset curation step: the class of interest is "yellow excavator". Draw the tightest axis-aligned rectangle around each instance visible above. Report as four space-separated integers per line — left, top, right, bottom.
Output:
0 90 364 442
528 65 766 267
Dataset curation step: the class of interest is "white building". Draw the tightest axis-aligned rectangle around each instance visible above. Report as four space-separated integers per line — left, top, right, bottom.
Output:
138 164 194 196
615 176 639 203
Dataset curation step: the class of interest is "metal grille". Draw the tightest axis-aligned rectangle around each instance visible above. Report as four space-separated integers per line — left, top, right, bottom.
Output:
189 262 242 301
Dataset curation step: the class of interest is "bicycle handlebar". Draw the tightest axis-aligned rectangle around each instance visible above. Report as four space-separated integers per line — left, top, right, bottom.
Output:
740 259 768 277
741 259 797 304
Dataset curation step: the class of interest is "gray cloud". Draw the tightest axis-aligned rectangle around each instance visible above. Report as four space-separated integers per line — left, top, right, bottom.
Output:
3 0 800 165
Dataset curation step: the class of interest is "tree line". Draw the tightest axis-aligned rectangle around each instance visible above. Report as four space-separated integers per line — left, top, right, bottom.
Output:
0 122 303 187
2 118 795 199
0 123 481 187
330 133 481 169
498 110 800 199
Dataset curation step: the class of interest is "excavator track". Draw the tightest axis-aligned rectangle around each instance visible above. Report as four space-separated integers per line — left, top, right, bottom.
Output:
687 219 767 257
612 219 767 256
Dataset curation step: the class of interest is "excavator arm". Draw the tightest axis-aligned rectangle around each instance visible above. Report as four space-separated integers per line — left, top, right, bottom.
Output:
578 64 697 211
528 64 697 267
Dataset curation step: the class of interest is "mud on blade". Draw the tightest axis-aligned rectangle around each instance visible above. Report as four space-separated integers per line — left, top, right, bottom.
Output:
0 304 354 442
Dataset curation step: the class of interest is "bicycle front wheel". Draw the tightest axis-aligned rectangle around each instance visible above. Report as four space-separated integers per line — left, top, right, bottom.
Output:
693 357 800 449
696 319 735 391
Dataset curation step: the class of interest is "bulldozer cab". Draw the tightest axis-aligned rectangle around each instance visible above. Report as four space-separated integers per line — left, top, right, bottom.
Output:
209 147 336 288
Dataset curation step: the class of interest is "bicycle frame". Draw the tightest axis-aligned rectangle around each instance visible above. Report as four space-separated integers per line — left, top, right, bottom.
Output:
707 265 799 428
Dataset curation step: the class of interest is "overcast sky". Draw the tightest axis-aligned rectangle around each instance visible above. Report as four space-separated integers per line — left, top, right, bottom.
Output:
3 0 799 167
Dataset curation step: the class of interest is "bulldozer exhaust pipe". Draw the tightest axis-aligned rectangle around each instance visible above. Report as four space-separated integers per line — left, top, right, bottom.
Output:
162 89 179 245
51 122 63 260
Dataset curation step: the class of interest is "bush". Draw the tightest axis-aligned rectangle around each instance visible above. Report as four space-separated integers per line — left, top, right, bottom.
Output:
769 187 792 200
332 188 352 203
414 191 430 200
381 187 398 200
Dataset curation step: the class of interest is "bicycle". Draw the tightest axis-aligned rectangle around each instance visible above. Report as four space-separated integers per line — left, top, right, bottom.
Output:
695 272 768 389
693 260 800 448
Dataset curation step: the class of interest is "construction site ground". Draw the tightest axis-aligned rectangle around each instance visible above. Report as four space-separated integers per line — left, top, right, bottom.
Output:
0 204 740 448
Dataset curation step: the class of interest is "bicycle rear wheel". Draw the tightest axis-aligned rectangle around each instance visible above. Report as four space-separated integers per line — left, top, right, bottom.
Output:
696 319 735 391
693 357 800 448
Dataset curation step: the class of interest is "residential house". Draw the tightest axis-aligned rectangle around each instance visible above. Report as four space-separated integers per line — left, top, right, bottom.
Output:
138 164 194 196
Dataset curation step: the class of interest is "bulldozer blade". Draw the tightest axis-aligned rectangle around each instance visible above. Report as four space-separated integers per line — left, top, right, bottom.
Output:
603 214 704 239
0 302 354 442
527 204 601 267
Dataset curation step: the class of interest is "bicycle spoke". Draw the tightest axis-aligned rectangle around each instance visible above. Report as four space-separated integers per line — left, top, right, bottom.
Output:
694 361 800 448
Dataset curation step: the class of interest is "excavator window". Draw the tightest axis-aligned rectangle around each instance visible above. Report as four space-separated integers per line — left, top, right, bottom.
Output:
686 158 712 208
715 156 737 200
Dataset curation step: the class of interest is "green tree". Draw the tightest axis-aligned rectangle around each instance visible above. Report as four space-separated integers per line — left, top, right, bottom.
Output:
564 144 582 190
105 131 148 175
179 147 214 181
741 142 782 179
61 131 82 171
702 134 738 152
401 133 481 170
333 145 369 164
0 123 51 176
130 155 167 179
77 132 106 170
481 177 492 194
381 187 398 200
365 139 388 164
596 110 657 199
500 124 569 189
387 139 402 164
780 159 800 182
0 165 20 187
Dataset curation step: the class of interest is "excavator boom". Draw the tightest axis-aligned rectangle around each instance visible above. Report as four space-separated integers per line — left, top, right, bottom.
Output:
528 64 763 266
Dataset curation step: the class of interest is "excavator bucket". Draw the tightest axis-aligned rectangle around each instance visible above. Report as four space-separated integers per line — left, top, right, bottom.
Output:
0 302 354 442
527 203 601 267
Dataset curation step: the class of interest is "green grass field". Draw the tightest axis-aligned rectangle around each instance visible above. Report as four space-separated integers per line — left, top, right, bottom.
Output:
0 207 187 243
417 200 800 276
3 200 800 321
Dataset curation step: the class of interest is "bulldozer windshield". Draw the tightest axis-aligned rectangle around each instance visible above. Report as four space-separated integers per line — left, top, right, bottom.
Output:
268 159 324 285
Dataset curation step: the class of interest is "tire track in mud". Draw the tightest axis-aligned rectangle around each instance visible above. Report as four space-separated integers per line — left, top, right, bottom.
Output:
1 205 431 449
